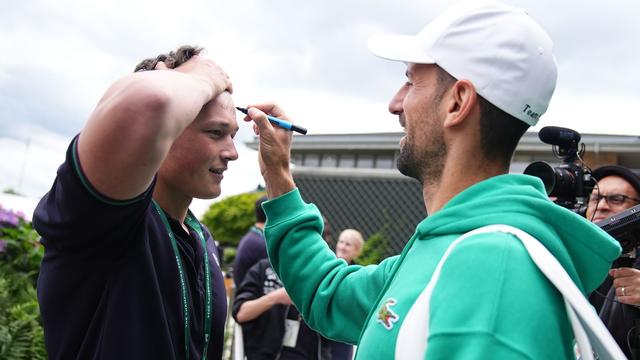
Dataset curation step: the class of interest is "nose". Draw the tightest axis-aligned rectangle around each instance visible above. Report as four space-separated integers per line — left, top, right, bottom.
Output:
589 197 611 218
388 84 408 115
597 197 611 210
222 139 239 162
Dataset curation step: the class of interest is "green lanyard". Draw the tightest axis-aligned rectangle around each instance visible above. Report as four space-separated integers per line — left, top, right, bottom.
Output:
152 200 213 360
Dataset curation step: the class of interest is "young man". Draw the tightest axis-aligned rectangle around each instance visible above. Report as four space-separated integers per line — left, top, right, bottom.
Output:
33 46 238 359
242 1 620 359
587 165 640 358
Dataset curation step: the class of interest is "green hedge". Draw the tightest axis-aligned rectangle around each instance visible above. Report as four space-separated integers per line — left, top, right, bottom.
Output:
0 207 46 359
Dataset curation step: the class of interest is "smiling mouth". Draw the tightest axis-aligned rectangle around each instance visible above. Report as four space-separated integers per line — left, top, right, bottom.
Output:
209 168 226 175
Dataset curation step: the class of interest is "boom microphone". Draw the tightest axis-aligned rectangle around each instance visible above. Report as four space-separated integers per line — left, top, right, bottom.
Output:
538 126 581 147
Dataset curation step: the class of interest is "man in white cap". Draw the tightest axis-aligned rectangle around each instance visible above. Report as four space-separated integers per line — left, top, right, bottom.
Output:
243 1 620 358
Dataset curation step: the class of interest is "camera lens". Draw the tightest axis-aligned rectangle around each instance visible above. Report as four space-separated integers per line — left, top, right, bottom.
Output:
524 161 576 197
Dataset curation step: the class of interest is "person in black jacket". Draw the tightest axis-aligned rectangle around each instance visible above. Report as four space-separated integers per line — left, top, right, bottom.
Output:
587 165 640 359
233 258 331 360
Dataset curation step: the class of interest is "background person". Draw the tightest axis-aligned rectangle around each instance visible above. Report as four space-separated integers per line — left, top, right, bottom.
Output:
329 229 365 359
234 195 269 287
587 165 640 359
233 258 331 359
335 229 364 265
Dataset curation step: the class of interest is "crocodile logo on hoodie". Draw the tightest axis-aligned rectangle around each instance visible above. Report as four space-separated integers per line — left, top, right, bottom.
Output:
376 298 399 330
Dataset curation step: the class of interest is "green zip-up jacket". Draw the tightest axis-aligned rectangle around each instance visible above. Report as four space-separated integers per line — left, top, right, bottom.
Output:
262 174 620 359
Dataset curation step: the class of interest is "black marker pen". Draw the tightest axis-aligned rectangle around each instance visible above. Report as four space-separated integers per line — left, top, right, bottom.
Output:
236 107 308 135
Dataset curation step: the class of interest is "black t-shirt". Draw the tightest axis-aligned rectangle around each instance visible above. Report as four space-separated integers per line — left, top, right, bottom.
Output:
33 137 227 360
280 306 318 360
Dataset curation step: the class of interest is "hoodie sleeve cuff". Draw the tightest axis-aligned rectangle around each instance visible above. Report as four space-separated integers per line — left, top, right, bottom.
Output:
262 188 309 226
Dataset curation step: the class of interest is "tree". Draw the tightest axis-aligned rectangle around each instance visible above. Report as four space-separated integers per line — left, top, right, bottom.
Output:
200 191 266 248
356 228 390 266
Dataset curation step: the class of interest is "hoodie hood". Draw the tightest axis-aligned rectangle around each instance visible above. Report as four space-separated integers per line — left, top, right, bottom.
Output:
415 174 621 293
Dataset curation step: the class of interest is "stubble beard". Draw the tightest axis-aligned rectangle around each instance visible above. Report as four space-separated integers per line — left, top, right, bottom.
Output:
397 133 446 186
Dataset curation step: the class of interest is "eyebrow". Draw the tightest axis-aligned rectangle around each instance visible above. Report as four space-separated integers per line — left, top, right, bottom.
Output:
203 119 232 128
203 120 239 133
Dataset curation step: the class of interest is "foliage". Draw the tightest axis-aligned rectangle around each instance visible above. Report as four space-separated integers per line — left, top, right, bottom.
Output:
2 188 24 196
200 191 266 248
356 225 390 266
0 205 46 359
222 247 237 270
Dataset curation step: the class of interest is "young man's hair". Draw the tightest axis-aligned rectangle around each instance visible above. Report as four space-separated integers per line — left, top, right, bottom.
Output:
434 67 528 166
134 45 203 72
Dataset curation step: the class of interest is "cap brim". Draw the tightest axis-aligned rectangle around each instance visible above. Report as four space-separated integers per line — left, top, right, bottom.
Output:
368 33 436 64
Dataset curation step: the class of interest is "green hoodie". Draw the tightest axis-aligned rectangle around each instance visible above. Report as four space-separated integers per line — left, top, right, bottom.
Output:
262 174 620 359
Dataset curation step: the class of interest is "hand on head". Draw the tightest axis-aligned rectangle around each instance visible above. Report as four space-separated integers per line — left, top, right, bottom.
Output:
156 55 233 98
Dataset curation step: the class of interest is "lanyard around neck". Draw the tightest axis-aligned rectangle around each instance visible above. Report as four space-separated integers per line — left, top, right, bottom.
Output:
152 200 213 360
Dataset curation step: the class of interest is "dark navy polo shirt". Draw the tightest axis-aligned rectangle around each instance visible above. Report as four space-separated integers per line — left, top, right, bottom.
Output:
232 227 267 287
33 137 227 360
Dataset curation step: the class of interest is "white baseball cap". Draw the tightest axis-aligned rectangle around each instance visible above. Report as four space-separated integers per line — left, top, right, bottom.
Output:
368 0 557 126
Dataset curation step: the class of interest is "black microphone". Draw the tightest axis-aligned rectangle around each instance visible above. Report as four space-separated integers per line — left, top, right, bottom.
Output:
538 126 581 147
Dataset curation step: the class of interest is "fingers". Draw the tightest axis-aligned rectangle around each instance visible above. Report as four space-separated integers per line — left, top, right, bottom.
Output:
280 289 292 304
610 267 640 277
610 267 640 284
245 107 274 132
274 287 292 304
221 71 233 94
247 103 289 120
175 55 233 95
154 61 169 70
243 105 292 137
611 267 640 305
615 286 640 305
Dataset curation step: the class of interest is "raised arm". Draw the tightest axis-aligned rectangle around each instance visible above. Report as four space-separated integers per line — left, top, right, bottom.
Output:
242 104 395 343
77 55 232 200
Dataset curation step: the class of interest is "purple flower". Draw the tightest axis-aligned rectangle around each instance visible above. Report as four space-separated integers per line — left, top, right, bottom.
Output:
0 240 6 253
0 207 20 228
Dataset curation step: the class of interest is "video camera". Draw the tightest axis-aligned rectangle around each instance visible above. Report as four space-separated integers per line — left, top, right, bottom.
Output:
525 126 640 254
596 204 640 255
524 126 595 216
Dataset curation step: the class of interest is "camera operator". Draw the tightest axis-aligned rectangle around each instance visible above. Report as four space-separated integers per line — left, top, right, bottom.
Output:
587 165 640 359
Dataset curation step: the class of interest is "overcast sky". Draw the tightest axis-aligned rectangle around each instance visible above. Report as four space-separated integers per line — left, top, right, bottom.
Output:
1 0 639 216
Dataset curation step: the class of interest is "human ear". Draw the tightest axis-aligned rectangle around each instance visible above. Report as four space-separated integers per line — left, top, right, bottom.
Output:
443 80 478 128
